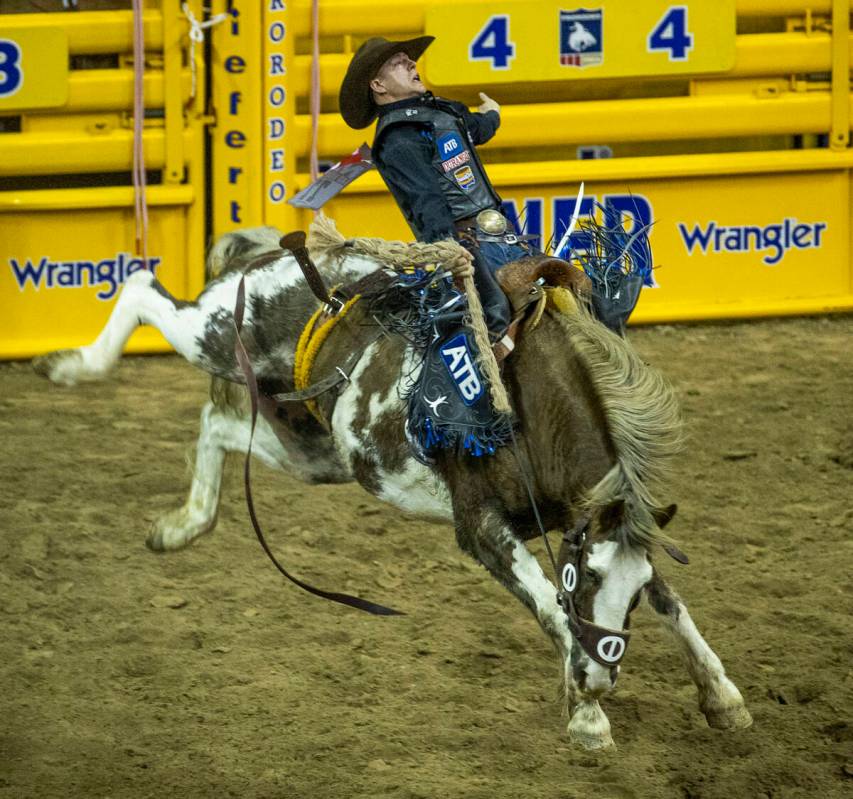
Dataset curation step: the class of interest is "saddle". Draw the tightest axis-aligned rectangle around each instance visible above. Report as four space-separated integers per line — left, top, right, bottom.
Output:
270 235 592 426
492 255 592 360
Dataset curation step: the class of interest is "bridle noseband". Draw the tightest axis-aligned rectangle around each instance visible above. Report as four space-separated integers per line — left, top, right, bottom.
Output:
556 518 633 668
555 517 689 668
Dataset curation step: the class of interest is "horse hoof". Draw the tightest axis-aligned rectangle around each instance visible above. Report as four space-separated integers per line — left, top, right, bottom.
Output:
32 350 83 386
704 702 753 731
567 701 616 751
147 511 212 552
568 726 616 751
146 524 190 552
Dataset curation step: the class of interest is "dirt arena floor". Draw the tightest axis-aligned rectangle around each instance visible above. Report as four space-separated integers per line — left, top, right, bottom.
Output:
1 314 851 799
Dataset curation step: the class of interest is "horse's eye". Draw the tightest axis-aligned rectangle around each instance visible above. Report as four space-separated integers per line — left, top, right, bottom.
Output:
584 568 601 586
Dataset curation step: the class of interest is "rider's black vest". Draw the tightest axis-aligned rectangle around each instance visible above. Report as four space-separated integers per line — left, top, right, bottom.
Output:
373 99 502 232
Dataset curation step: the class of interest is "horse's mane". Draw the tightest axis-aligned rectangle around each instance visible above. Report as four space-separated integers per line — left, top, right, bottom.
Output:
551 300 683 549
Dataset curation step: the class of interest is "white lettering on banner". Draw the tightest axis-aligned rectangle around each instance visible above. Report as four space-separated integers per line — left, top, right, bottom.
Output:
266 5 288 213
441 340 483 402
222 0 250 231
678 218 828 265
9 254 161 301
502 193 654 274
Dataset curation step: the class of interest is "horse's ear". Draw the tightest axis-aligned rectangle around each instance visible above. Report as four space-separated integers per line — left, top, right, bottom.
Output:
651 503 678 529
598 499 626 531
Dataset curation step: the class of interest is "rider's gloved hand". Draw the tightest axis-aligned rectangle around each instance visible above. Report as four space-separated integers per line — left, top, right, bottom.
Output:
447 247 475 279
478 93 500 116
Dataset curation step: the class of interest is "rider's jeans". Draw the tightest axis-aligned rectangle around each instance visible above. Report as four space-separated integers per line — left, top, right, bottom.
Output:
478 241 533 274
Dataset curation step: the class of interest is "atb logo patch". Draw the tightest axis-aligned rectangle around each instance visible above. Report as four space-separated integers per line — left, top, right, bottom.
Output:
561 563 578 593
440 333 483 405
453 165 477 191
560 8 604 68
437 132 463 159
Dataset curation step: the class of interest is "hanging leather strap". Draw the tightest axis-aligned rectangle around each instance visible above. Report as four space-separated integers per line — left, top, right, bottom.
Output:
233 275 404 616
280 231 342 310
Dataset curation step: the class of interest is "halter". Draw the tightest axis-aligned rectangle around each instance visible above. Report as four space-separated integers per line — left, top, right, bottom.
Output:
554 516 690 668
556 518 633 668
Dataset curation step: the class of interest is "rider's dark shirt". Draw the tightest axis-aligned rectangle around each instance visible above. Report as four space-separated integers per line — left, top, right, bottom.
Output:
373 94 501 243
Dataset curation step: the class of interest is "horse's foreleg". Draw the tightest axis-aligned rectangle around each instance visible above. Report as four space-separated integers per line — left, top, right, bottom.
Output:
453 502 614 750
645 570 752 730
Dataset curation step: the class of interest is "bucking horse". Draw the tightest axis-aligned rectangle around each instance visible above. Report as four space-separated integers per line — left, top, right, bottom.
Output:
32 217 752 750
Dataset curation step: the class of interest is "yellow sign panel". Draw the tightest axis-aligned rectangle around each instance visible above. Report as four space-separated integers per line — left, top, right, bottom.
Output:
0 27 68 111
425 0 736 85
323 166 851 323
1 205 192 359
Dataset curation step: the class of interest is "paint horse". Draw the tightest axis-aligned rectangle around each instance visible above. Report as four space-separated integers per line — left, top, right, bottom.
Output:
33 221 752 750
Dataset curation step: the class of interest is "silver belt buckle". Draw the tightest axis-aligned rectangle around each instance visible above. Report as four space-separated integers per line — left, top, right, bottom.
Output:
504 234 518 245
476 209 507 236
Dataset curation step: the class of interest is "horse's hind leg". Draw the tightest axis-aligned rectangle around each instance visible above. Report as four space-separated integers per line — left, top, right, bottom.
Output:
33 268 237 386
34 270 169 385
147 380 291 551
451 498 614 750
146 396 231 551
645 569 752 730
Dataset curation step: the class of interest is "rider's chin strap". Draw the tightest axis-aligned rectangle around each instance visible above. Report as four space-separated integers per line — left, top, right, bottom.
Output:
232 275 404 617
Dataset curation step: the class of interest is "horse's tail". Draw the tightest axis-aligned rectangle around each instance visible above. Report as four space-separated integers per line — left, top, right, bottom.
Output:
205 226 283 281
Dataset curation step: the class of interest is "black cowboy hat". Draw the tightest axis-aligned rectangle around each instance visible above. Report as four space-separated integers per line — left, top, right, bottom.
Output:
339 35 435 129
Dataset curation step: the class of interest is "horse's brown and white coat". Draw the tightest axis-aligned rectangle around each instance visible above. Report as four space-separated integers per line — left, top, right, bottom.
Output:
33 225 751 749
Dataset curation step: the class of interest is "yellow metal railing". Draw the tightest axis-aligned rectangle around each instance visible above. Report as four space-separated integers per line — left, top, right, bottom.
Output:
0 2 209 358
262 0 851 325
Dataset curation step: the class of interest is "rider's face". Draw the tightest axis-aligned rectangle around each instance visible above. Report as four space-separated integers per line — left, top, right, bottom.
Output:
370 52 426 103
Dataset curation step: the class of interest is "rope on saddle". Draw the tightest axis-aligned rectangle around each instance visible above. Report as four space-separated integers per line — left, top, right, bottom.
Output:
307 215 511 414
232 275 404 617
292 291 362 426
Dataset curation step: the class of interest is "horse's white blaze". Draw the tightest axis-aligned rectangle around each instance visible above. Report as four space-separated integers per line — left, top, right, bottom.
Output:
582 540 651 692
587 540 651 631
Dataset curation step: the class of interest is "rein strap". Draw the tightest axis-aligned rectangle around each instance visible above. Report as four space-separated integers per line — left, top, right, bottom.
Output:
233 275 403 616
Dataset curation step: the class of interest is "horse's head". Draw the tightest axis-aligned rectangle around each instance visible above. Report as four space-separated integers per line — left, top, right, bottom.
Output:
561 501 678 696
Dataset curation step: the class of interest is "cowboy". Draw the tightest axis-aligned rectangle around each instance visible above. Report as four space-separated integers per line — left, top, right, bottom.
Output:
339 35 532 340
